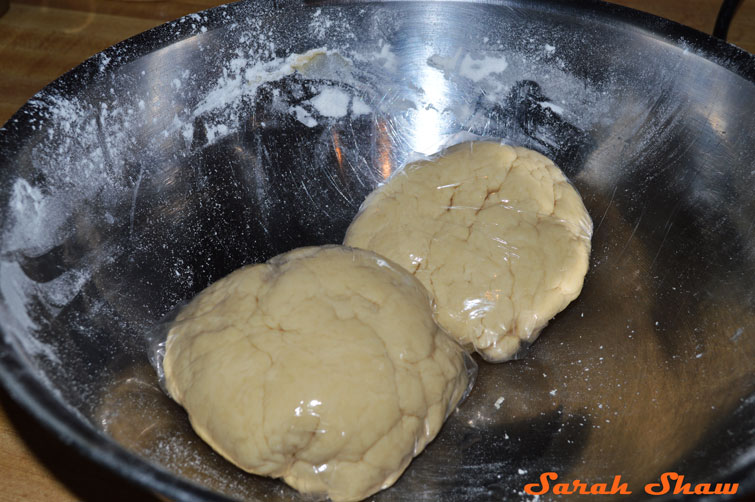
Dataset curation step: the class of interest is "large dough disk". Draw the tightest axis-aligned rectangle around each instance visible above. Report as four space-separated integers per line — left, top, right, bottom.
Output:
163 245 472 502
344 142 592 362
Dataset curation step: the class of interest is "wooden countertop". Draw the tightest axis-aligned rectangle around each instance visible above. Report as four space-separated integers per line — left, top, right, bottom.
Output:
0 1 753 500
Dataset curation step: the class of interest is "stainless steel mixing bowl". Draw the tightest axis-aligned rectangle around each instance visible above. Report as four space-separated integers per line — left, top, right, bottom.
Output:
0 1 753 500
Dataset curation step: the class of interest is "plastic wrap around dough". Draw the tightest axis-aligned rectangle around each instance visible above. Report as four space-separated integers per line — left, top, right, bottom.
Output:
162 245 476 502
344 141 593 362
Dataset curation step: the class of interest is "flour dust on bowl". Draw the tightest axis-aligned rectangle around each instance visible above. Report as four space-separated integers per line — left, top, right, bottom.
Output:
0 0 753 500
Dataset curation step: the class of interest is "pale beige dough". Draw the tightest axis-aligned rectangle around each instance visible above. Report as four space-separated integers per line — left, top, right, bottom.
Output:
344 142 592 362
163 245 472 502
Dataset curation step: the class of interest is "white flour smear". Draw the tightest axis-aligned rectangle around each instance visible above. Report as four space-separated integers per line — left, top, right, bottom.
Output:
309 87 351 118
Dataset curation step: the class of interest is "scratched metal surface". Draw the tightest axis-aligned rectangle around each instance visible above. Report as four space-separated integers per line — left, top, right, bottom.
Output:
0 1 754 501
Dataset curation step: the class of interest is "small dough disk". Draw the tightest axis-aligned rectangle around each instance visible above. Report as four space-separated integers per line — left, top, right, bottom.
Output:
344 142 592 362
163 245 472 502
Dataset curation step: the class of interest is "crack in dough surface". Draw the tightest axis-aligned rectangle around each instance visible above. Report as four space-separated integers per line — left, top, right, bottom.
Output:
344 142 593 362
163 245 472 502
